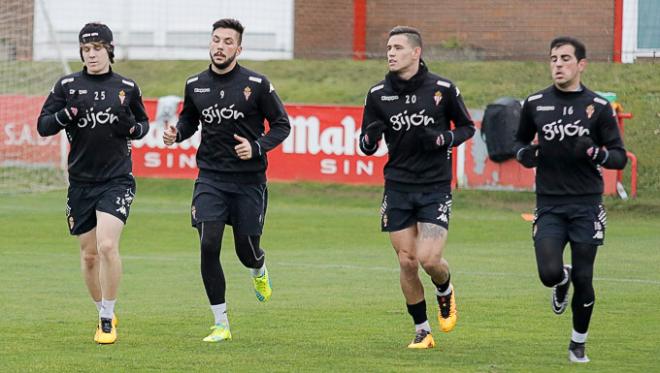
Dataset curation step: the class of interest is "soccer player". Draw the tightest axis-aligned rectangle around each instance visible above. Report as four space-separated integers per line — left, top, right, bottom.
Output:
359 26 475 349
162 19 290 342
515 36 627 363
37 22 150 344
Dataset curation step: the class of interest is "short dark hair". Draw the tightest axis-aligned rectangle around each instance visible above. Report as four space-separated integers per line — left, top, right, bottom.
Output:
212 18 244 45
550 36 586 61
78 22 115 63
388 26 423 49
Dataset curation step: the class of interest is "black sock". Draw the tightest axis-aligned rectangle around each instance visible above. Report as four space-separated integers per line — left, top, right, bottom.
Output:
406 300 428 325
433 274 451 294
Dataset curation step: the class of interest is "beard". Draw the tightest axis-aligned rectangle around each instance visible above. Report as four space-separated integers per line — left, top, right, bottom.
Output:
210 50 237 70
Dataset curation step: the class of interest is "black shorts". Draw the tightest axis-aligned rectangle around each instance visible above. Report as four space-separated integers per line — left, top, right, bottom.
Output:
380 189 452 232
191 179 267 236
532 203 607 245
66 176 136 236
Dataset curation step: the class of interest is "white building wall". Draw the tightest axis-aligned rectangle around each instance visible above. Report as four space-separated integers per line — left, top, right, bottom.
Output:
33 0 294 60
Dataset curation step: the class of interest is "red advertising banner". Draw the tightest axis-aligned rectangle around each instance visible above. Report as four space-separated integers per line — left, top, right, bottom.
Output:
132 101 389 184
0 95 619 194
0 95 60 167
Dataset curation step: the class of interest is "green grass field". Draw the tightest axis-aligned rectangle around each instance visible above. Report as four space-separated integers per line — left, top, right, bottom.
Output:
1 179 658 372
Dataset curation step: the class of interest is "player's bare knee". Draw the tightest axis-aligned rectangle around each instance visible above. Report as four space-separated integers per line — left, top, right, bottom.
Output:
398 254 418 273
97 239 119 258
80 251 98 269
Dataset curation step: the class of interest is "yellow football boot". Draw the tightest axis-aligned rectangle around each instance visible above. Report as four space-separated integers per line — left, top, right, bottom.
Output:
437 287 458 333
93 314 118 343
407 330 435 349
203 323 232 342
96 318 117 344
253 268 272 302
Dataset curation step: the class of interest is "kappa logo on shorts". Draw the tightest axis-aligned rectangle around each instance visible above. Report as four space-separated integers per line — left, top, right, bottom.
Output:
436 199 452 223
593 221 604 240
115 188 135 217
191 205 197 220
68 216 75 230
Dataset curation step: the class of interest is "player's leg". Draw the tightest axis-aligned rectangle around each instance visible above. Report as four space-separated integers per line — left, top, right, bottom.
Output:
77 228 105 343
382 189 433 347
191 181 233 341
233 232 270 302
390 226 434 349
93 180 134 344
565 203 605 363
67 185 110 342
533 208 571 314
567 242 597 363
197 220 232 342
94 211 124 344
230 183 271 302
415 192 456 333
415 222 456 333
78 229 101 310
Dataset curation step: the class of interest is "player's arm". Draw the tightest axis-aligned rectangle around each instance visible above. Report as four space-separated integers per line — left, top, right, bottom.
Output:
574 103 627 170
125 84 150 140
359 92 385 156
165 85 200 145
113 83 150 139
513 99 539 168
253 79 291 156
421 84 475 151
37 79 78 137
444 84 476 147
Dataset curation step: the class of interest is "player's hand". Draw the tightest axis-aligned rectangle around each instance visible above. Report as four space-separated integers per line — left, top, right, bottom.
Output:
55 91 84 126
363 120 386 146
516 144 540 168
574 136 608 164
113 104 138 137
234 134 254 160
422 126 453 151
163 124 178 146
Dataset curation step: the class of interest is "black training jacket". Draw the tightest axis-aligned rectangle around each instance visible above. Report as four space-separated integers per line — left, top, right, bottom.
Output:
516 84 627 206
176 64 290 184
360 62 475 193
37 67 149 185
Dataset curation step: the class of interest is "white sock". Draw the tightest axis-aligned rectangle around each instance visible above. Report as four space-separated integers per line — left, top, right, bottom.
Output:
211 303 229 326
415 321 431 333
435 284 453 297
94 301 103 312
100 299 116 319
572 329 588 344
250 264 266 278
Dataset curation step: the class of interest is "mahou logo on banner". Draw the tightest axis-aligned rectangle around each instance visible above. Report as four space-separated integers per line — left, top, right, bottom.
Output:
131 100 388 184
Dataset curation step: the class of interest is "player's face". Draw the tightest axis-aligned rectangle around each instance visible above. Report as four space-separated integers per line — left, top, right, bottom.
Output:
209 28 242 71
550 44 586 90
386 34 420 75
81 42 110 75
